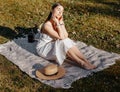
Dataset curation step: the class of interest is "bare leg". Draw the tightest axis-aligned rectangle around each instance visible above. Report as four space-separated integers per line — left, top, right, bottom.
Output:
67 46 96 70
70 46 94 65
67 50 85 65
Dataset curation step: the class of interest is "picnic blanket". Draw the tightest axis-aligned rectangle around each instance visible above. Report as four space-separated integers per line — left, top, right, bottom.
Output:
0 33 120 89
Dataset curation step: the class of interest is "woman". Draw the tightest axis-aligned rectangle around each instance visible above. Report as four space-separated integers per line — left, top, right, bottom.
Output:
36 3 96 70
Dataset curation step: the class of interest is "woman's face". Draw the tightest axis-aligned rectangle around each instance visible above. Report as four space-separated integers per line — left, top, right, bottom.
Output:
52 5 64 19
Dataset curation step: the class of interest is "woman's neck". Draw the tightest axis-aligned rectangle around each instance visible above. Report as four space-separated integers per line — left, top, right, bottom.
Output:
49 19 57 31
50 19 55 25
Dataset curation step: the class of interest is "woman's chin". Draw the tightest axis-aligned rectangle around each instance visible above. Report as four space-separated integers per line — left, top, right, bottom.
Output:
56 16 61 19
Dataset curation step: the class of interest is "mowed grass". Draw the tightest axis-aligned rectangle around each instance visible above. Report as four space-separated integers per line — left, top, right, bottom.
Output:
0 0 120 92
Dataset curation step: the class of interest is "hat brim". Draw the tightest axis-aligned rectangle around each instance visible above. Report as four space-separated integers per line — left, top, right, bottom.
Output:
35 66 65 80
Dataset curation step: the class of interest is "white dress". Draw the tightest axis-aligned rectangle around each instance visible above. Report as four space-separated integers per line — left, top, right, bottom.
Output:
36 24 76 65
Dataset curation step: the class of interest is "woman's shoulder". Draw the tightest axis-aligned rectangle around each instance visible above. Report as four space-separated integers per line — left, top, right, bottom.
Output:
41 21 53 33
43 21 53 32
44 21 52 28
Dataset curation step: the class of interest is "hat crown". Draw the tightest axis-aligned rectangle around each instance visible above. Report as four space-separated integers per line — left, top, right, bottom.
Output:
43 64 58 75
36 64 65 80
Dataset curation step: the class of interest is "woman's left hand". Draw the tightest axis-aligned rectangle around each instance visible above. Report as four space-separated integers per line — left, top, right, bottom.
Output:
59 16 64 24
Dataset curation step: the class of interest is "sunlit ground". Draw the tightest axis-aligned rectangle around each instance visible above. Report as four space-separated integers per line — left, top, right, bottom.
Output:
0 0 120 92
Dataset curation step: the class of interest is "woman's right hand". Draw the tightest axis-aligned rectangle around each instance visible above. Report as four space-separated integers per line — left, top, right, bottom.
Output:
51 15 59 25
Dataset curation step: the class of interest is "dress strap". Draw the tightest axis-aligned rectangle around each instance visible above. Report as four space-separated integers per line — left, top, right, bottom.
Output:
38 23 43 33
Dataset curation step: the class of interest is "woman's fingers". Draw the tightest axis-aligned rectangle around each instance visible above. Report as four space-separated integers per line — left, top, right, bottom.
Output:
52 15 59 24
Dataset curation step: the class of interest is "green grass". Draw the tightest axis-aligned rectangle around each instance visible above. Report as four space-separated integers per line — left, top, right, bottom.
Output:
0 0 120 92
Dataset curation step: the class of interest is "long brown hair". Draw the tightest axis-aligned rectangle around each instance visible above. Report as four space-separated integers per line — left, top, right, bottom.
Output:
45 3 62 22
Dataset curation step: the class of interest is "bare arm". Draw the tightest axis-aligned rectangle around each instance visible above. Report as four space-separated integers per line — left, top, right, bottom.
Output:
60 22 68 38
56 23 66 39
43 21 65 40
59 16 68 38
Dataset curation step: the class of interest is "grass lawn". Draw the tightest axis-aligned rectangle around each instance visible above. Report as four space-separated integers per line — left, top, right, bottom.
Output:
0 0 120 92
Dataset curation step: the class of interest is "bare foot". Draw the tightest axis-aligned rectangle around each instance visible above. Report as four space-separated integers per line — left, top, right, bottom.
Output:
66 58 96 70
82 62 96 70
87 62 96 69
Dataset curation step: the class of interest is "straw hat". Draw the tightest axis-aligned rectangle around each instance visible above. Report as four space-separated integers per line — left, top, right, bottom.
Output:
36 64 65 80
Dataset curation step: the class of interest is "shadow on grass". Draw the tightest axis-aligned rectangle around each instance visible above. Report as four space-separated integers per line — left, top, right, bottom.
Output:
0 25 38 40
65 0 120 18
88 0 120 17
0 25 38 54
0 26 17 40
14 25 38 37
92 0 120 6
